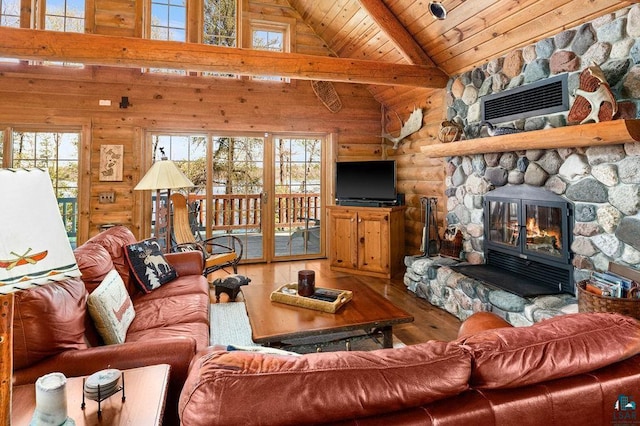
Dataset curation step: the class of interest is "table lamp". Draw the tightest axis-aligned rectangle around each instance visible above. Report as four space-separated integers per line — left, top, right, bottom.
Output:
0 168 82 425
134 148 194 252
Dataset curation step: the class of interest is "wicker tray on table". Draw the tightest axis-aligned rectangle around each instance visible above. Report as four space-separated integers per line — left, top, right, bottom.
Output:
270 283 352 313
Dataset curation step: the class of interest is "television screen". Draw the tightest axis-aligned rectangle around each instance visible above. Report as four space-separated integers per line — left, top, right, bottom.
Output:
335 160 397 202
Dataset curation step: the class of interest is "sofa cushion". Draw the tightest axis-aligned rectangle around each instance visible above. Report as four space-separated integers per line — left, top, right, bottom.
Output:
13 277 88 370
179 341 471 426
459 312 640 389
125 238 178 293
128 292 209 332
84 225 138 295
127 322 210 351
87 269 136 344
74 242 114 293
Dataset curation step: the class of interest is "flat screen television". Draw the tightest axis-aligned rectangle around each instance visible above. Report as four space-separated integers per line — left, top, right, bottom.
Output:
335 160 397 203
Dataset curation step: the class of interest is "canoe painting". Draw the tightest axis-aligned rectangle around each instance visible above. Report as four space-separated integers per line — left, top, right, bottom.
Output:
0 249 48 270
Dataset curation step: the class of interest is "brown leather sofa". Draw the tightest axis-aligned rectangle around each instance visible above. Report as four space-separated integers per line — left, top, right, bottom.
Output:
12 225 210 424
179 311 640 425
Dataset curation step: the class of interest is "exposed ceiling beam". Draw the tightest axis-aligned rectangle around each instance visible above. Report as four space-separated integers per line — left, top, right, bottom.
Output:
0 28 449 88
357 0 436 67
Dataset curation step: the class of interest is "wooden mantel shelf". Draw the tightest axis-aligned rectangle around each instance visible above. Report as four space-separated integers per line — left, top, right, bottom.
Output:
421 119 640 157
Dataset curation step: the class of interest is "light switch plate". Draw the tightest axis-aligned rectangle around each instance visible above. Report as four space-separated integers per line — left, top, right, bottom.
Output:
98 192 115 203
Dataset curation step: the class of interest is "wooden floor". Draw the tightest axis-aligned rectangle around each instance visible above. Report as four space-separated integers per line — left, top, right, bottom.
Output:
212 259 461 344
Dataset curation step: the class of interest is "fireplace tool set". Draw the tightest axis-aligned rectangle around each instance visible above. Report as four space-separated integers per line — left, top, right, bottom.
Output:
419 197 440 257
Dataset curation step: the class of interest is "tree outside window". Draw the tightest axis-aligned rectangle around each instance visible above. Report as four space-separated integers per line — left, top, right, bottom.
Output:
203 0 236 47
0 0 20 27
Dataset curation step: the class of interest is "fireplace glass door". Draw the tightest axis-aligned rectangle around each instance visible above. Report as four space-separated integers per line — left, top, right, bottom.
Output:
524 203 563 259
487 200 520 248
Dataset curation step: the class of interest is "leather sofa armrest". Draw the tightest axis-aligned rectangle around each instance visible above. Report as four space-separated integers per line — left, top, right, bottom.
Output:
165 251 205 276
457 312 513 339
13 336 197 386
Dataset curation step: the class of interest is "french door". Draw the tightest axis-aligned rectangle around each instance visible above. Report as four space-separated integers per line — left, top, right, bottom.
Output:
271 135 323 260
149 132 325 263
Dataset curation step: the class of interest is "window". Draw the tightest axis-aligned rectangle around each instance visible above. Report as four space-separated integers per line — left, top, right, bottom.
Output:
147 0 187 74
10 130 80 246
250 22 288 81
150 0 186 42
203 0 236 47
0 0 20 27
44 0 84 32
0 0 21 61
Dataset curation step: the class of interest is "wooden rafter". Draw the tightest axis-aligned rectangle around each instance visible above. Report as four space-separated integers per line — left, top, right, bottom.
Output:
0 27 449 89
356 0 437 67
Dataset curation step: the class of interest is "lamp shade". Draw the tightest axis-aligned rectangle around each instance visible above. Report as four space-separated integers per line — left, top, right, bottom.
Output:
0 168 81 294
134 159 194 191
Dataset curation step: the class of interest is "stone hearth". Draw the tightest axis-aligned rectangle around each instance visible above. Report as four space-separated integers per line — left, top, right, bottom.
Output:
404 256 578 326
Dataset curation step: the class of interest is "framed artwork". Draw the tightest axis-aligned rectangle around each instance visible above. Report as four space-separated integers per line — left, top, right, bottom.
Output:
99 145 124 182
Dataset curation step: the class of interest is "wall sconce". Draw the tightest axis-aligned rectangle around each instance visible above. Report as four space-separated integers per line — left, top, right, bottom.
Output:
428 1 447 20
119 96 130 109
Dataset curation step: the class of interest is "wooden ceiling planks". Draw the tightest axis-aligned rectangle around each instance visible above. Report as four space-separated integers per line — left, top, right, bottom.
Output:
287 0 635 78
357 0 435 65
437 0 634 74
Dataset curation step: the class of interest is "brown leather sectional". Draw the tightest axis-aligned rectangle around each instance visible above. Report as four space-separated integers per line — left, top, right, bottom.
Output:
179 311 640 425
11 225 640 425
12 225 210 424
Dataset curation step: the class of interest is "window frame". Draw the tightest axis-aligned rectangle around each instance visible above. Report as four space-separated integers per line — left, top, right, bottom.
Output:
243 15 294 83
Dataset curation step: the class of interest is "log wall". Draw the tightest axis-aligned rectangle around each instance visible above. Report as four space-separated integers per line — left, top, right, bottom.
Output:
373 85 446 256
0 0 382 243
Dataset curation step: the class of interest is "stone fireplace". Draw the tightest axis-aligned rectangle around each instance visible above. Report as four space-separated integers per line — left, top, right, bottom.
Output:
453 185 574 297
403 5 640 325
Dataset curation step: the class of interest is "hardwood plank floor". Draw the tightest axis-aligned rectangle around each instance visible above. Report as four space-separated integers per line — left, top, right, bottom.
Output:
211 259 461 344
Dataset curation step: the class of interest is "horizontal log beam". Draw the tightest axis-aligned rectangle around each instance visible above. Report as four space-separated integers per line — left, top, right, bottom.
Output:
0 28 449 88
420 120 640 157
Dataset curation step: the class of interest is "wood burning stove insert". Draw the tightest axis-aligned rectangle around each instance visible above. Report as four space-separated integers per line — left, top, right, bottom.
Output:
453 185 574 297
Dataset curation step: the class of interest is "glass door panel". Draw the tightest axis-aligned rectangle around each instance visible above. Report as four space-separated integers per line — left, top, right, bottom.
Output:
211 136 265 261
525 204 563 258
273 137 322 258
488 200 519 247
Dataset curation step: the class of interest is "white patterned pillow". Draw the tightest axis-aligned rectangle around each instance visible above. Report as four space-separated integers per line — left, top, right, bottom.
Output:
87 269 136 344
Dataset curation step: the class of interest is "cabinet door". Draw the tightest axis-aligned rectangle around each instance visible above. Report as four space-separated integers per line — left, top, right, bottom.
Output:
329 209 358 269
357 210 390 274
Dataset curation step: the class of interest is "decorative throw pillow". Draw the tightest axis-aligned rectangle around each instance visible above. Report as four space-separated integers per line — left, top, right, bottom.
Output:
124 238 178 293
87 269 136 345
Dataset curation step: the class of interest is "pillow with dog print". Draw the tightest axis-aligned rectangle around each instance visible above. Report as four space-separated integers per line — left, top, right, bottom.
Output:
125 238 178 293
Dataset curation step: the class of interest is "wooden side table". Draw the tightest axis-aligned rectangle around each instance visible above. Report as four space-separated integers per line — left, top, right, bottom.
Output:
12 364 170 426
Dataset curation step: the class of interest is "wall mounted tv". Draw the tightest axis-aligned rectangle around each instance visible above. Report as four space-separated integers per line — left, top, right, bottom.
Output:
335 160 397 204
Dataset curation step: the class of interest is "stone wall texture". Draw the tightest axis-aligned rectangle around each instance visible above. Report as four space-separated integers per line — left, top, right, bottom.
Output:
406 5 640 324
445 4 640 283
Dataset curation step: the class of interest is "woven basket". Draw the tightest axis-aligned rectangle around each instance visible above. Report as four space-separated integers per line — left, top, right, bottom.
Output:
577 280 640 320
439 229 463 259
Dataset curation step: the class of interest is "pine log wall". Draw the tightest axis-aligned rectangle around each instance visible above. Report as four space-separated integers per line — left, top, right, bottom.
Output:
376 86 445 256
0 0 386 244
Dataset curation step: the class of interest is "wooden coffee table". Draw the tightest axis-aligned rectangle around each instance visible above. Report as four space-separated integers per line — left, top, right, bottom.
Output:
12 364 170 426
242 276 414 349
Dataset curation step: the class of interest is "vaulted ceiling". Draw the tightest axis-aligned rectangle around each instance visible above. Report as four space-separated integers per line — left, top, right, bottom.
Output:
290 0 632 75
288 0 635 104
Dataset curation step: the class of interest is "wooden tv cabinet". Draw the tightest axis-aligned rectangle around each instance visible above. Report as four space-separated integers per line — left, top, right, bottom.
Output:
327 205 406 278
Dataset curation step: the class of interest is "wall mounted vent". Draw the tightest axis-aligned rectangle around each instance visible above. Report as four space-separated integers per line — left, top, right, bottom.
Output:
481 74 569 124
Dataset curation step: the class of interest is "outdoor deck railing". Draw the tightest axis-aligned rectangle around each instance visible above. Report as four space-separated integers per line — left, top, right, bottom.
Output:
187 193 321 232
58 197 78 239
59 193 321 238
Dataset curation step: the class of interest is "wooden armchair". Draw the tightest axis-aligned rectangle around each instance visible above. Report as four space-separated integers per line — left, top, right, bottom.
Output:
170 193 243 278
